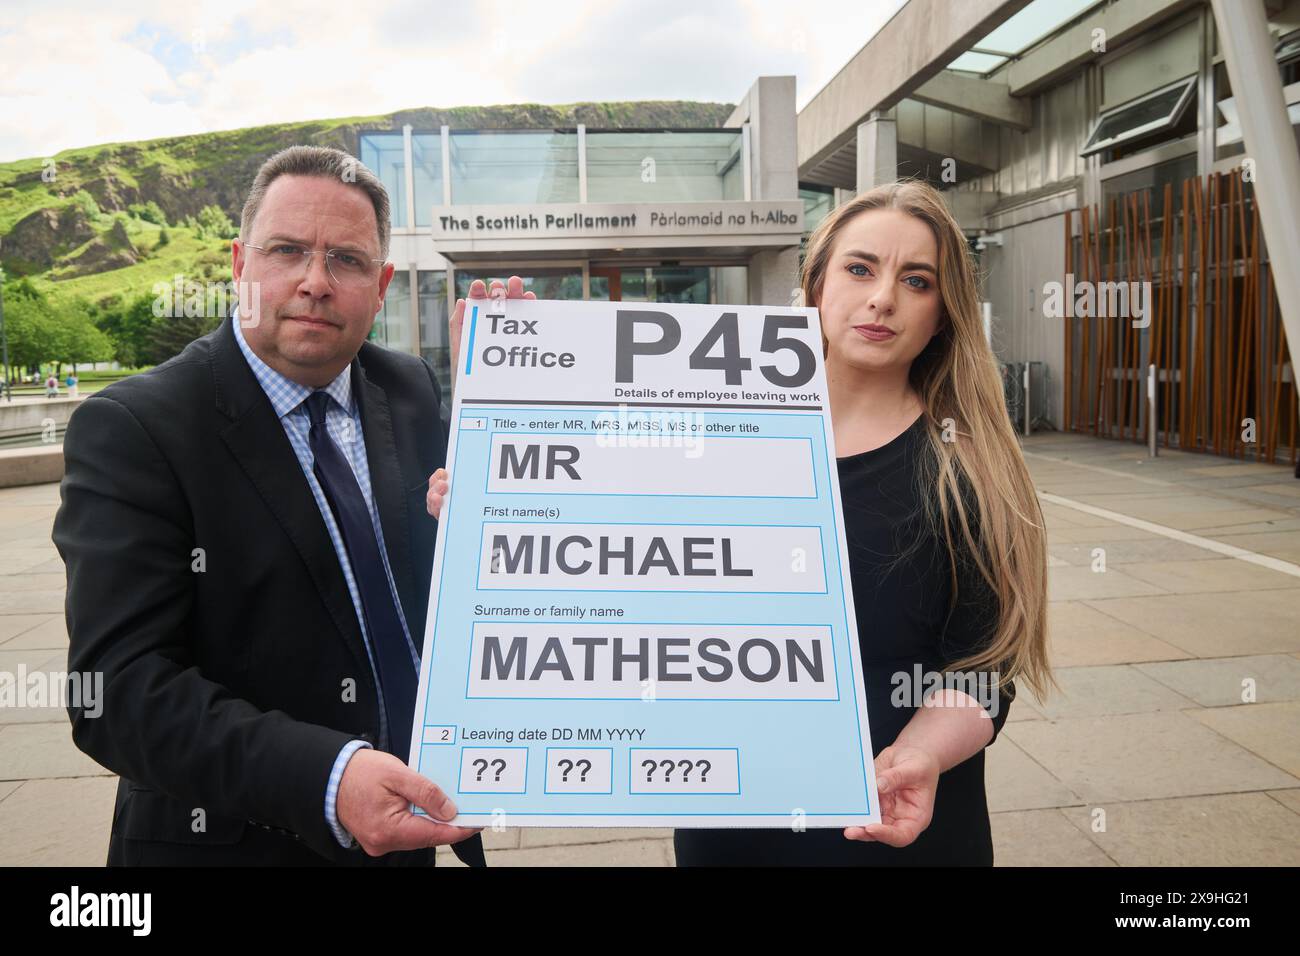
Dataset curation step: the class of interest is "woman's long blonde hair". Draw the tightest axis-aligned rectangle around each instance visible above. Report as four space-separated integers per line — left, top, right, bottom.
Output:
802 180 1053 701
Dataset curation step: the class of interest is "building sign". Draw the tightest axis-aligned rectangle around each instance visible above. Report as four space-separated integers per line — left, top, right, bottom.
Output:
430 201 803 254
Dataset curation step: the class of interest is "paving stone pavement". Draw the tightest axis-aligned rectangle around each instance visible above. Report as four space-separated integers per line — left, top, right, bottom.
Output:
2 432 1298 866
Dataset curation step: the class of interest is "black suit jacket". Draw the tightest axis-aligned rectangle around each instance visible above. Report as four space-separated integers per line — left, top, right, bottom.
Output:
53 316 481 866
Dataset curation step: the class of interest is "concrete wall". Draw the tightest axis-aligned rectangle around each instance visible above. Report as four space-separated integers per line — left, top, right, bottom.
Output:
1101 15 1199 111
953 67 1095 204
747 247 802 308
0 446 63 488
978 214 1067 428
0 398 81 439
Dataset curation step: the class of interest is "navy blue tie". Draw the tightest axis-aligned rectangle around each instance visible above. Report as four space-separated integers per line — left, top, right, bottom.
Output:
305 391 417 760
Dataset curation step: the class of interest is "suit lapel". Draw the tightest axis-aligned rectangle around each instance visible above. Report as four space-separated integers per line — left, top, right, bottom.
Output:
209 318 372 677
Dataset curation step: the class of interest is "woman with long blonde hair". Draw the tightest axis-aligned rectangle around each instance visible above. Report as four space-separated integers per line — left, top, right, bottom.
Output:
673 180 1053 865
432 180 1051 864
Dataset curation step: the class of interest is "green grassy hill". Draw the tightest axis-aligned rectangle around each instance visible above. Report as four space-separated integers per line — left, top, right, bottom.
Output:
0 100 735 313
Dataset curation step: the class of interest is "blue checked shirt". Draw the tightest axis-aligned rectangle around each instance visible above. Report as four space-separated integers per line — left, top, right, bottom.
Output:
232 313 420 849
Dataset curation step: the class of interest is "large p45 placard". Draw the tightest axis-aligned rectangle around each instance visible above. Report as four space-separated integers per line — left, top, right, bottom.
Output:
410 298 879 828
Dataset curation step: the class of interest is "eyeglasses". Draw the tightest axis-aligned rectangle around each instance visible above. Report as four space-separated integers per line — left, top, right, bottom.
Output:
243 241 385 288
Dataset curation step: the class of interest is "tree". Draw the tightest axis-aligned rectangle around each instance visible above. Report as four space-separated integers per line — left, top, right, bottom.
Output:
191 204 237 240
94 291 158 367
146 310 221 363
4 291 61 369
62 300 114 369
6 289 113 375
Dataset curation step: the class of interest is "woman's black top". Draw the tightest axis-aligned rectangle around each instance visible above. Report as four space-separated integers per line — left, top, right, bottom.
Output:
674 413 1014 866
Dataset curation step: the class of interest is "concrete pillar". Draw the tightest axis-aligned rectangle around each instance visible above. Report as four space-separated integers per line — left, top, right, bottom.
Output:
725 76 798 201
748 247 802 308
1210 0 1300 392
729 76 800 306
856 110 897 192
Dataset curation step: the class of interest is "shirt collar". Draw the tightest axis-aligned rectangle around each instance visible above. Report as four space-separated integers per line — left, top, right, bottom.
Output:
231 309 353 419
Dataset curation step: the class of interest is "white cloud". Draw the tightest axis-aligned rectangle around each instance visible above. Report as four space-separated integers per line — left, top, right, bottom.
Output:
0 10 205 160
0 0 905 163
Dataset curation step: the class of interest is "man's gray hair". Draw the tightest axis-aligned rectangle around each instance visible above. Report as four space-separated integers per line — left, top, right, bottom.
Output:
240 145 391 258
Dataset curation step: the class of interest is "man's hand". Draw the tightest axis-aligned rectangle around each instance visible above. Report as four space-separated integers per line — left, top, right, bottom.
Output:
426 467 449 519
449 276 536 390
336 748 481 856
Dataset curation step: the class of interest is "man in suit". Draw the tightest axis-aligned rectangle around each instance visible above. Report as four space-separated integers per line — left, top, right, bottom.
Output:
52 145 523 865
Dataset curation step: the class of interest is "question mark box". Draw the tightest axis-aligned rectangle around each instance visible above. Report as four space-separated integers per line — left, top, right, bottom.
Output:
629 748 740 794
459 747 528 793
544 748 614 794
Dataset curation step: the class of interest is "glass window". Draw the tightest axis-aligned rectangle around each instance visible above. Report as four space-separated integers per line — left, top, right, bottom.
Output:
1100 153 1195 218
449 131 579 204
585 131 744 202
619 267 711 304
1099 153 1197 264
1215 69 1300 155
454 268 584 300
411 133 444 228
800 185 834 237
947 51 1010 74
359 132 408 229
589 266 746 304
948 0 1102 74
1281 32 1300 86
418 270 450 401
1082 77 1196 156
371 269 412 351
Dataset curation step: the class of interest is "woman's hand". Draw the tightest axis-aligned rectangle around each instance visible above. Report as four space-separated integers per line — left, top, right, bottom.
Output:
843 744 940 847
426 467 449 519
449 276 536 389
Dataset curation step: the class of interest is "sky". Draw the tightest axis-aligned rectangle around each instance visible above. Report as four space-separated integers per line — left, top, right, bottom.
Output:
0 0 908 163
